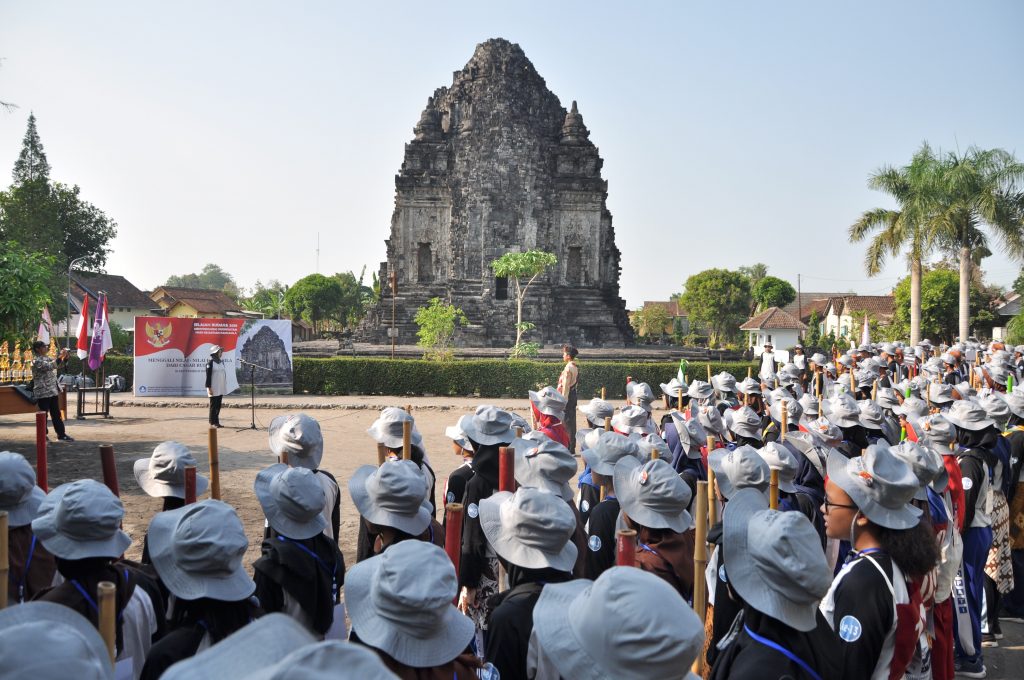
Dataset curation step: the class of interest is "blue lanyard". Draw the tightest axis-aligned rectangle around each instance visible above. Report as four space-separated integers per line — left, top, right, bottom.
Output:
277 537 338 600
845 547 884 565
743 625 823 680
639 543 658 556
70 569 128 619
17 535 37 603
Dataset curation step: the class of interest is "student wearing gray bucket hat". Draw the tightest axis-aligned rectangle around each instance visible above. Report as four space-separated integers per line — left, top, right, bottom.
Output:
727 405 764 445
347 541 476 674
615 457 696 599
0 601 114 680
272 413 343 544
687 379 714 403
254 464 344 637
626 381 657 413
479 488 577 679
709 445 770 500
888 441 947 501
581 431 641 580
529 566 705 680
859 400 897 445
349 460 439 555
579 397 614 427
458 405 516 447
530 385 567 419
161 614 398 680
0 451 55 603
134 441 209 506
659 377 687 402
611 404 656 436
34 479 162 676
820 445 939 680
710 489 840 680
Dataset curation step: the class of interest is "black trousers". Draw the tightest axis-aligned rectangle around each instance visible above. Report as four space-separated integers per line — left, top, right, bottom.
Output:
565 387 578 454
36 395 66 438
209 395 223 425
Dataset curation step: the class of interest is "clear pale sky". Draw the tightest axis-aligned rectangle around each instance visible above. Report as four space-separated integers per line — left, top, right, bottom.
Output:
2 1 1022 308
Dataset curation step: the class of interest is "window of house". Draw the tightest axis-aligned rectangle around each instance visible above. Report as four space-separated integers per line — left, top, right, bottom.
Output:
495 276 508 300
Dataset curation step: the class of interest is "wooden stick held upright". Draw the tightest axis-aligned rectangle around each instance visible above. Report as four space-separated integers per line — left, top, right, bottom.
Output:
98 581 116 664
780 401 788 443
376 443 388 466
208 426 221 501
35 411 47 492
616 529 637 567
515 426 524 439
678 390 683 411
0 511 8 610
402 420 412 461
707 363 712 382
692 480 709 675
444 503 464 597
769 469 780 510
601 386 606 400
604 416 612 432
872 379 878 402
498 447 516 492
184 465 197 505
99 445 119 497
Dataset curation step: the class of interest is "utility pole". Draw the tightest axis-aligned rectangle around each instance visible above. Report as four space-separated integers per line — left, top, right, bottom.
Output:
316 233 320 273
797 273 802 340
390 270 398 359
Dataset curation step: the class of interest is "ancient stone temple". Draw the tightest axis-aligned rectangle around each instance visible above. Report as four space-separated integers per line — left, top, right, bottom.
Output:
356 38 633 347
239 326 293 386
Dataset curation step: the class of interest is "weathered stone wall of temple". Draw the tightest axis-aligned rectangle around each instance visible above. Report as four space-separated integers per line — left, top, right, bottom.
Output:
356 38 633 347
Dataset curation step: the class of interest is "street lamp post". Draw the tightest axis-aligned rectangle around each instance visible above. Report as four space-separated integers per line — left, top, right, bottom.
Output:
66 256 88 350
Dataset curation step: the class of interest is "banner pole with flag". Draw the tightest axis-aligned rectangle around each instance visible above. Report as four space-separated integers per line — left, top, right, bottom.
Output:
37 307 53 344
87 293 113 372
860 314 870 347
76 295 91 360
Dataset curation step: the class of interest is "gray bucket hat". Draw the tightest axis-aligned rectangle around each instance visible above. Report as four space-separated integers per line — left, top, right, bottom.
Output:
512 437 576 500
927 383 955 405
255 464 328 540
443 424 473 453
944 400 995 432
457 405 516 446
711 372 737 393
697 404 727 436
875 387 900 410
0 601 113 680
809 352 828 365
723 489 832 632
826 446 922 529
134 441 209 499
912 413 956 449
803 416 843 446
977 392 1010 427
0 451 45 528
889 441 948 498
756 442 799 493
1006 390 1024 419
979 364 1009 386
148 499 255 601
798 393 821 418
781 431 829 480
727 406 763 441
687 380 714 400
635 433 671 463
345 541 474 667
736 377 762 396
659 378 687 399
858 400 887 432
627 382 656 412
582 431 641 476
580 398 615 424
32 479 131 560
953 381 975 400
270 413 325 469
530 386 568 418
532 567 704 680
614 457 693 532
366 408 423 451
670 411 707 459
893 396 929 419
611 405 655 436
479 488 578 571
708 445 770 499
769 396 803 427
348 460 431 536
164 615 398 680
825 394 860 428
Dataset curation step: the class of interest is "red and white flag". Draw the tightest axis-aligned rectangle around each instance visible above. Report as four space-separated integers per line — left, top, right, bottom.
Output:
76 295 91 359
37 306 53 344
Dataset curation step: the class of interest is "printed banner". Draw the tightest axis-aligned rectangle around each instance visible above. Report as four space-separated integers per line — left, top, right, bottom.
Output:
133 317 294 397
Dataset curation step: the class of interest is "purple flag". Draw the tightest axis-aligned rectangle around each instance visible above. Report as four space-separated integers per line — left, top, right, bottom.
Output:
88 293 112 371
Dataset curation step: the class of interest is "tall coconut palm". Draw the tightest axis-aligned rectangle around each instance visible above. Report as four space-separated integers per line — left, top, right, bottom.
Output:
849 143 940 345
932 147 1024 341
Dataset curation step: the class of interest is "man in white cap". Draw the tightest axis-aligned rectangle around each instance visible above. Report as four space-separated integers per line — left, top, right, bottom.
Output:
0 451 55 603
759 342 778 382
205 344 227 427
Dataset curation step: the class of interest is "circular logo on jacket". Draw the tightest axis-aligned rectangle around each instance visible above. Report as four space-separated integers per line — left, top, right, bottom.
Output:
581 500 590 514
588 535 603 552
838 615 862 642
446 491 455 504
467 503 479 519
962 477 973 491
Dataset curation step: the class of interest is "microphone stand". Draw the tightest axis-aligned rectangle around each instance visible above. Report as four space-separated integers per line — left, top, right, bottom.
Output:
236 358 272 431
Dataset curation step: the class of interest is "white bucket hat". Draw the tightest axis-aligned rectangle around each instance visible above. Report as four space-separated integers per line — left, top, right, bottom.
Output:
0 602 113 680
255 464 328 540
826 446 922 530
512 438 576 500
659 378 687 399
580 398 615 424
366 408 423 452
711 372 737 394
345 541 474 668
727 406 762 440
582 431 641 476
611 405 654 435
769 396 802 427
944 400 995 432
626 382 656 412
893 397 929 419
147 499 255 601
209 344 222 355
698 404 727 436
723 489 832 632
134 441 209 499
270 413 325 469
0 451 45 528
31 479 131 560
687 380 714 400
756 442 799 493
348 460 432 537
736 377 762 396
708 445 770 499
479 488 578 571
530 386 567 418
531 567 704 680
614 457 693 532
912 413 956 449
457 405 516 446
443 424 473 453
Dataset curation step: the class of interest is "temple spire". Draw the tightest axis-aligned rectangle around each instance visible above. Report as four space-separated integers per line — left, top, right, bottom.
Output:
560 100 590 144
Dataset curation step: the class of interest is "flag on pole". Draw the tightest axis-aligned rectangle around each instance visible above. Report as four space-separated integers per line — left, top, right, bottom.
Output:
76 295 91 359
860 314 870 346
37 306 53 344
88 293 113 371
677 358 688 384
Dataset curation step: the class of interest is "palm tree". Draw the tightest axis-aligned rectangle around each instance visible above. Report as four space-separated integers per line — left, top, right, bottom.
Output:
932 147 1024 341
849 143 940 345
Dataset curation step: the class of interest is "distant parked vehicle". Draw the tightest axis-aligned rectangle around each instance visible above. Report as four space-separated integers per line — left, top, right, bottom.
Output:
59 374 95 389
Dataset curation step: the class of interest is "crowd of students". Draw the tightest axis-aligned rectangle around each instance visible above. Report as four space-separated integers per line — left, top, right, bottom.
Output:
2 338 1023 679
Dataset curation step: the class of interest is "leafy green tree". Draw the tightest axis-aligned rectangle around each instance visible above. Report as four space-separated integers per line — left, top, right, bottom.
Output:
165 264 240 298
679 269 752 347
849 143 941 345
415 297 467 361
490 249 558 356
890 268 994 343
751 276 796 311
0 243 53 344
930 146 1024 341
805 311 822 348
630 305 671 339
243 279 289 319
333 270 373 328
738 263 768 288
284 274 344 333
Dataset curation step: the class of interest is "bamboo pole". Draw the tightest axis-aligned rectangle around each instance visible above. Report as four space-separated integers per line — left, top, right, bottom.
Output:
600 485 607 502
444 503 463 603
692 480 709 676
747 366 752 379
780 401 788 443
98 581 116 664
849 369 855 397
769 469 780 509
515 426 523 438
604 416 612 432
616 529 637 567
0 511 8 609
405 403 412 414
707 363 712 382
184 465 197 505
99 445 119 497
678 390 683 411
650 446 659 461
601 386 606 400
707 465 718 526
207 427 221 500
402 420 412 461
35 411 47 492
871 379 878 402
377 443 388 466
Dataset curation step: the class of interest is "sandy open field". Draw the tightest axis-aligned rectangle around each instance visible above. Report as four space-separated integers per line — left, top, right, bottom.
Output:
2 395 1021 676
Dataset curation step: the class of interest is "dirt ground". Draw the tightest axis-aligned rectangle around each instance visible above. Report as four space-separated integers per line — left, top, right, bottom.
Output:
2 396 1022 676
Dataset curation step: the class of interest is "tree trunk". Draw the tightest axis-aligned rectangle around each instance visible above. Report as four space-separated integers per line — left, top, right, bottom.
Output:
515 295 523 347
959 245 971 342
909 255 922 345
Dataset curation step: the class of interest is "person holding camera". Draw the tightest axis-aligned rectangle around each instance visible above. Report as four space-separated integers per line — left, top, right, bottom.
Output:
30 340 73 442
